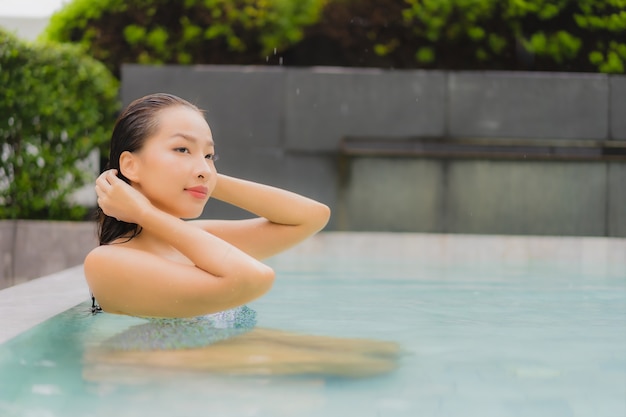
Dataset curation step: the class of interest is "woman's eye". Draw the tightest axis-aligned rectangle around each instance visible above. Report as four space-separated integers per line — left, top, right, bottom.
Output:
206 153 219 161
174 147 190 154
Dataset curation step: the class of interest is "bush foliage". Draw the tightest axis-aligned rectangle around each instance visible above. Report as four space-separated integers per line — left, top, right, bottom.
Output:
0 29 119 220
42 0 626 74
43 0 327 77
297 0 626 73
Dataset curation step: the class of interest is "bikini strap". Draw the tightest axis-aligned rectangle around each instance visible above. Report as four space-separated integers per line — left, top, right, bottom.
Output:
91 293 102 315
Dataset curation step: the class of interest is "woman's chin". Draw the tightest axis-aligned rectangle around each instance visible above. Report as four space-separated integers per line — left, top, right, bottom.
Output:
155 201 205 220
180 208 205 220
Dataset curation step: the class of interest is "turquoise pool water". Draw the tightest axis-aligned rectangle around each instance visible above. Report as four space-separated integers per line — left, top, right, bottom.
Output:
0 256 624 417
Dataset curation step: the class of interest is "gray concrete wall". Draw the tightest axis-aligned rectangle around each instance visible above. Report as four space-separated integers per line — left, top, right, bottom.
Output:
284 69 447 151
0 221 97 289
449 72 609 139
121 65 626 237
611 76 626 140
439 160 606 236
608 162 626 237
336 158 618 236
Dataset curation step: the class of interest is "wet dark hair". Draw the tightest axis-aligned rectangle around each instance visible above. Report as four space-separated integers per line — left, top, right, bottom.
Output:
97 93 202 245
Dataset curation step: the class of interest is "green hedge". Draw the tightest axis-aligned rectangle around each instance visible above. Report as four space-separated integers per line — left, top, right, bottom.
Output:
405 0 626 72
303 0 626 73
0 29 119 220
42 0 625 74
42 0 326 77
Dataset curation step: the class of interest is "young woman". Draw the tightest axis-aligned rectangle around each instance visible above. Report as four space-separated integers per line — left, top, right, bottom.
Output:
85 93 330 318
84 93 398 377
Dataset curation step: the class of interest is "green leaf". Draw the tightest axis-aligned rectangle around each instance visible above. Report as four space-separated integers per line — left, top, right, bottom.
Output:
123 24 146 46
416 47 435 63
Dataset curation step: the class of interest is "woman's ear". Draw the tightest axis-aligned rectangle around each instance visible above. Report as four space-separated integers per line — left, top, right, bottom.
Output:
119 151 140 183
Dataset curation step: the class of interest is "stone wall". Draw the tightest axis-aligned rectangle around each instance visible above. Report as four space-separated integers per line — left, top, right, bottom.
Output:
0 221 97 289
120 65 626 237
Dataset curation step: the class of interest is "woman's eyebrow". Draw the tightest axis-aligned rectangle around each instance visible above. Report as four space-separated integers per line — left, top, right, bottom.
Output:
173 133 214 146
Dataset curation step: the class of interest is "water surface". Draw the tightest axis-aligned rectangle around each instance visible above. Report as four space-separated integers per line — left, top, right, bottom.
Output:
1 257 624 417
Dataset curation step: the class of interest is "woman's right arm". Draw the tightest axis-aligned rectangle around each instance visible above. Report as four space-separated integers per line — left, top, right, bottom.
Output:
84 245 274 318
85 170 274 317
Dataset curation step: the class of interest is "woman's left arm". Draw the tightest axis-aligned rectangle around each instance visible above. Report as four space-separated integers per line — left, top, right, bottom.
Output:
192 174 331 260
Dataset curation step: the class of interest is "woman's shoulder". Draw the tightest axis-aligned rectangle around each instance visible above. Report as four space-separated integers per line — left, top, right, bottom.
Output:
84 242 156 277
83 242 199 316
86 241 143 259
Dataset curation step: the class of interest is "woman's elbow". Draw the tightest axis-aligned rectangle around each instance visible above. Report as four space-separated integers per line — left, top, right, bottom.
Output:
210 264 274 311
258 264 276 293
312 203 331 232
246 263 275 299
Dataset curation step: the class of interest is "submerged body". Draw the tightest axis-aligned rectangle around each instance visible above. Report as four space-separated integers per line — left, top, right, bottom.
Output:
86 305 399 378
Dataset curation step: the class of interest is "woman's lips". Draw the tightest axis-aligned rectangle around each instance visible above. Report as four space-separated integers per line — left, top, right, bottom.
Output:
185 186 208 199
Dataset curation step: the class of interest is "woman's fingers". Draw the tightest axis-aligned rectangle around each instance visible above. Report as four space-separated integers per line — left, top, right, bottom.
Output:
95 169 149 224
105 169 119 184
95 170 120 218
96 169 117 189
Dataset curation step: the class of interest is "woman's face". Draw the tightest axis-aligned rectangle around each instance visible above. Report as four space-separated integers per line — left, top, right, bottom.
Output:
127 105 217 219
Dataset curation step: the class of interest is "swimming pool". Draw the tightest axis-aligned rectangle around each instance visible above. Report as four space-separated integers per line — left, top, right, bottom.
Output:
1 232 625 417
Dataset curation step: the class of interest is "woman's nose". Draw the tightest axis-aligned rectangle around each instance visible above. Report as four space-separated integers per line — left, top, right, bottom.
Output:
196 156 212 179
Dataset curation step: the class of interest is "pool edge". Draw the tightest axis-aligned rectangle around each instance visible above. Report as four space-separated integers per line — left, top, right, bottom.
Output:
0 265 89 344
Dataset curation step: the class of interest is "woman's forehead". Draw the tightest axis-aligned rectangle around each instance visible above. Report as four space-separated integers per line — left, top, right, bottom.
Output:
155 106 212 137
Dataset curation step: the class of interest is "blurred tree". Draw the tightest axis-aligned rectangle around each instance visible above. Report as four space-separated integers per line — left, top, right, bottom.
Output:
291 0 626 73
42 0 626 74
42 0 327 78
0 29 119 220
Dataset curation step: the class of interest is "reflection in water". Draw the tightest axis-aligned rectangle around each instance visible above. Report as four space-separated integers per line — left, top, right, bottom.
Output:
83 306 401 381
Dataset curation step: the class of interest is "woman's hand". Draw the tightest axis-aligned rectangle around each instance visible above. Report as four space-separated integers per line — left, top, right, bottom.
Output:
95 169 152 224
